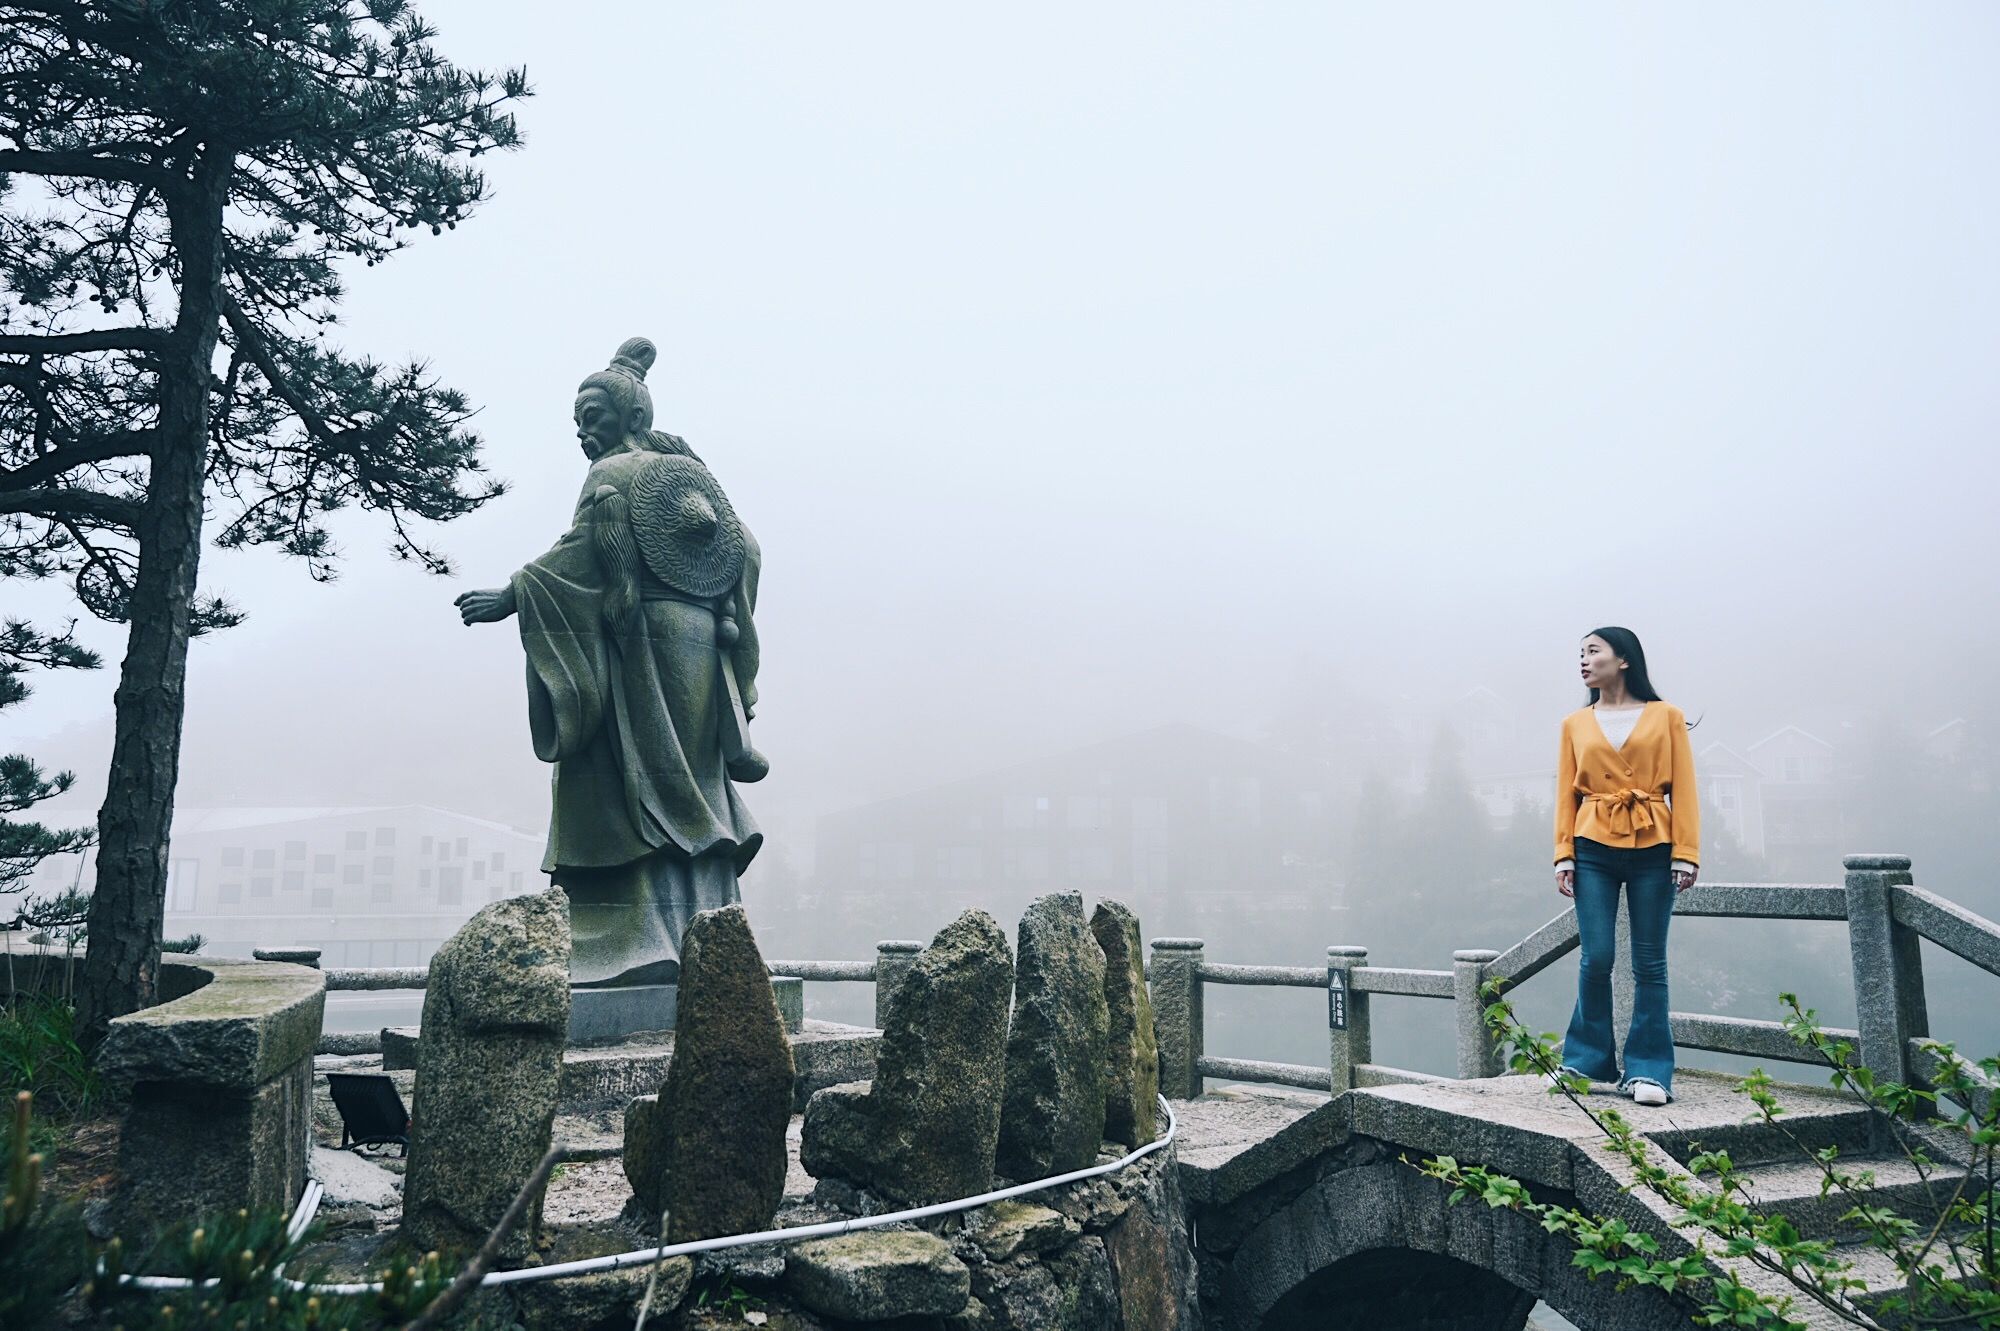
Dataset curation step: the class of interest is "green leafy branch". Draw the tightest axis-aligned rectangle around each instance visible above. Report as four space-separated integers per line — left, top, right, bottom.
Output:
1414 980 1997 1330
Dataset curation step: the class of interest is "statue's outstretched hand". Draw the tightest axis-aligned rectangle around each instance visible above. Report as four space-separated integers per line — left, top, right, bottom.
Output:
455 585 517 625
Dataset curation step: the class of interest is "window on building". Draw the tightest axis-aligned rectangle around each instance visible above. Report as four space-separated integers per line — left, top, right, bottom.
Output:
1066 795 1107 830
1067 846 1115 880
343 864 363 885
439 866 464 906
421 835 433 855
252 847 275 870
250 877 274 897
282 871 304 892
1003 846 1050 881
345 830 366 851
510 872 523 892
284 840 306 860
221 846 245 867
376 826 395 847
218 882 242 905
1782 757 1806 783
371 881 392 904
314 853 334 874
420 868 432 889
372 856 393 876
311 888 334 910
936 846 981 881
491 851 505 870
455 837 468 857
472 861 486 881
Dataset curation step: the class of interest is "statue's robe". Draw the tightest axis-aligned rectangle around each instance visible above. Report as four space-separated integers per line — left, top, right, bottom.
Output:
511 444 762 986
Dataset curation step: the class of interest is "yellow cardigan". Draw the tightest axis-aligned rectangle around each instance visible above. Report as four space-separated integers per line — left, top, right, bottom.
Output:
1552 700 1700 866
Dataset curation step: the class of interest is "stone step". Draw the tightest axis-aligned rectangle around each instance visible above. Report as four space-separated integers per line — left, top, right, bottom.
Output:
1645 1104 1877 1171
1837 1229 1990 1319
1731 1154 1976 1241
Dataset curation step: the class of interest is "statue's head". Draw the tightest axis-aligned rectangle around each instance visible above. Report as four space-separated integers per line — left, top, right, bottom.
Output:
574 337 657 460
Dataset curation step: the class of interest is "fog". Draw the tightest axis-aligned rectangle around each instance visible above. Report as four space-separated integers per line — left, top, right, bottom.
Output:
11 4 2000 1072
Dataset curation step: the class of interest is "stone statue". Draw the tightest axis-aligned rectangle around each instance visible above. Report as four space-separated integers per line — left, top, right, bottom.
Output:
456 337 766 989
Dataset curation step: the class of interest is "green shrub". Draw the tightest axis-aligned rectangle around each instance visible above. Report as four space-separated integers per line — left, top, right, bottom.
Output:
0 995 98 1122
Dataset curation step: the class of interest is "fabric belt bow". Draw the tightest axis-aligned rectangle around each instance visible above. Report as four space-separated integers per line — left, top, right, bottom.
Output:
1589 787 1662 837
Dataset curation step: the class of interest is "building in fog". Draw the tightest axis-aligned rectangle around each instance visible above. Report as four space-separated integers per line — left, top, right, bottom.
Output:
815 723 1340 928
152 806 545 966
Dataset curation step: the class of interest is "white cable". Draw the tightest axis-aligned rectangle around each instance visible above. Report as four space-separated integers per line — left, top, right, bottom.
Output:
118 1096 1180 1297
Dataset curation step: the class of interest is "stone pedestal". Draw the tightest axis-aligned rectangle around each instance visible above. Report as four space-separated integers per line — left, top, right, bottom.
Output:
566 976 804 1045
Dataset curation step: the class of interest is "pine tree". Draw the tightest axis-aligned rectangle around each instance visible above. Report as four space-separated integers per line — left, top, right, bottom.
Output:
0 0 528 1039
0 620 97 924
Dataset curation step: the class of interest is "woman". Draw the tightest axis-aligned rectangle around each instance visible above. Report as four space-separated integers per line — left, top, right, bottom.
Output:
1552 627 1700 1105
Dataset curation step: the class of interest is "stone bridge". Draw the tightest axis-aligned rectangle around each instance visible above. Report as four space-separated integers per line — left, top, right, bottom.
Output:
1149 854 1998 1331
299 852 1995 1329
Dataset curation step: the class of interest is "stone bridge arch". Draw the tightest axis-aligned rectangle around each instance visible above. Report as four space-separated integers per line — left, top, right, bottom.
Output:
1207 1159 1687 1331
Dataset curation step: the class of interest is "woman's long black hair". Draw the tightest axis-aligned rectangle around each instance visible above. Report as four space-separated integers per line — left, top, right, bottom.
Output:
1583 625 1699 727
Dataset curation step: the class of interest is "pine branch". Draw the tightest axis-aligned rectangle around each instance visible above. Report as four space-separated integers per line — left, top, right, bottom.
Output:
0 327 173 355
0 486 141 525
0 147 176 191
0 430 154 488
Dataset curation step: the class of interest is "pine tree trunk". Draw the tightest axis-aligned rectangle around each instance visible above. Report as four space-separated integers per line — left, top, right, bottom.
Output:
78 155 232 1046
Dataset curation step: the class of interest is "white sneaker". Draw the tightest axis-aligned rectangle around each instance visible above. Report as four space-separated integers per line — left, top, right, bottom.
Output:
1629 1081 1669 1106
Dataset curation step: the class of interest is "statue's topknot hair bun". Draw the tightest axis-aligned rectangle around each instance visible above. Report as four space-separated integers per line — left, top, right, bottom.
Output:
610 337 656 380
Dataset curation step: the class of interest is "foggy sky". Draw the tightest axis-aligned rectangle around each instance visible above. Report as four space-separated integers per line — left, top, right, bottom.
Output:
12 2 2000 848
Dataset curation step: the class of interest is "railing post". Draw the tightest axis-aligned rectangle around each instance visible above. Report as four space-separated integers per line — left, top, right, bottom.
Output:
1453 948 1504 1079
1845 854 1926 1093
873 940 923 1029
1327 946 1371 1092
1150 938 1205 1099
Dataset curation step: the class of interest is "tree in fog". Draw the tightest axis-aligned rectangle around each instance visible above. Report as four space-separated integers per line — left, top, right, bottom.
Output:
0 619 96 924
0 0 526 1039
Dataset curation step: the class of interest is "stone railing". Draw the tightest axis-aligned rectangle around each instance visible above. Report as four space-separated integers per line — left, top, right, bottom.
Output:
1148 854 2000 1112
96 952 326 1235
315 941 927 1054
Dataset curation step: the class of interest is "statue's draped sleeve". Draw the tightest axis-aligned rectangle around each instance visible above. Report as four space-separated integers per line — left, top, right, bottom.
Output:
512 481 611 763
730 526 761 720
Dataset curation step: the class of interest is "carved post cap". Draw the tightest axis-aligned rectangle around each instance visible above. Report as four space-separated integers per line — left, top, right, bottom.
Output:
1326 945 1368 959
1150 938 1205 951
875 940 923 954
1843 854 1912 872
1453 948 1501 964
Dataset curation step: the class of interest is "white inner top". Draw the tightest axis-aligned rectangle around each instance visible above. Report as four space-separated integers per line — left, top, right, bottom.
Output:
1593 704 1645 750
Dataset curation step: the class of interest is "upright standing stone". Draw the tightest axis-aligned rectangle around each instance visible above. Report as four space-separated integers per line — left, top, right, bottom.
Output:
998 893 1109 1179
656 904 796 1240
1091 900 1159 1148
404 887 571 1259
868 910 1014 1204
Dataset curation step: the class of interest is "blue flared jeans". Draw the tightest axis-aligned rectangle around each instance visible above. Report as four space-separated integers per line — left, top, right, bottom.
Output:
1560 836 1677 1095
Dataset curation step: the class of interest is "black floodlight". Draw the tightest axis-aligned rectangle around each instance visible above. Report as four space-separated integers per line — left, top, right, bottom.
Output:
326 1073 410 1155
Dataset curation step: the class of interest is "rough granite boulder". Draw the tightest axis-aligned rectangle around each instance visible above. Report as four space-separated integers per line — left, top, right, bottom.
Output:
515 1228 690 1329
997 893 1109 1180
969 1200 1078 1261
799 910 1014 1206
799 1080 874 1189
868 909 1014 1204
1091 899 1160 1148
403 887 570 1259
655 904 796 1241
784 1230 970 1321
621 1092 669 1219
